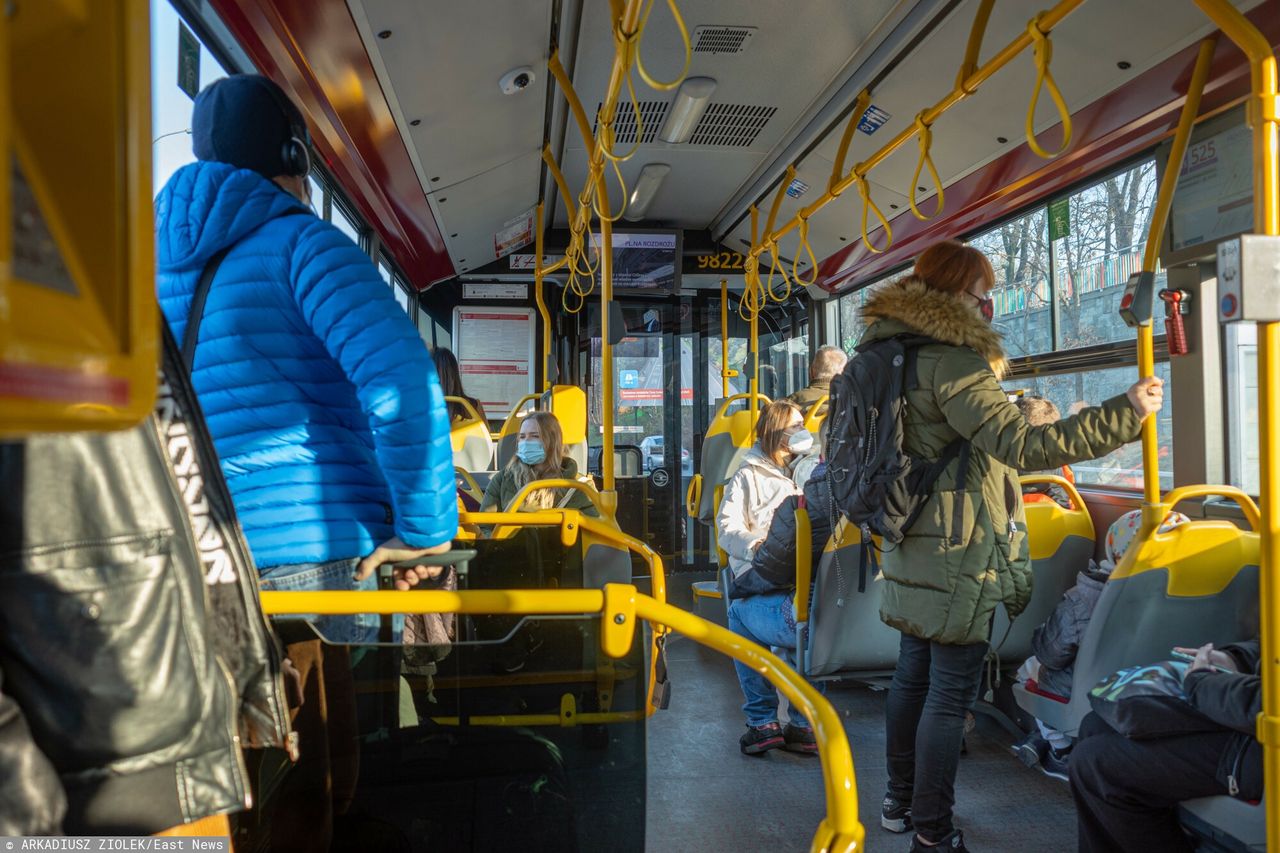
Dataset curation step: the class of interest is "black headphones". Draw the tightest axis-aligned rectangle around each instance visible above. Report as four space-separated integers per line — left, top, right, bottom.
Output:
249 76 311 178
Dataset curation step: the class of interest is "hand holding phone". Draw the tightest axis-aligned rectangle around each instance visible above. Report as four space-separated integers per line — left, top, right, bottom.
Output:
1172 645 1235 674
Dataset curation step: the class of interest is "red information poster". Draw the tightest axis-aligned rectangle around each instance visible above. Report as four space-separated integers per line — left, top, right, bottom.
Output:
452 307 535 417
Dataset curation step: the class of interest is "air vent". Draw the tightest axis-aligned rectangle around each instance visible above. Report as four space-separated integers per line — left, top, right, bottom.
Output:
688 104 777 147
593 101 669 145
692 25 755 55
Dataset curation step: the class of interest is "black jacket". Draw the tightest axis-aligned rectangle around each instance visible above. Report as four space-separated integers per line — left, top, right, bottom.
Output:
1183 640 1263 798
1029 562 1109 698
728 463 835 600
0 330 292 835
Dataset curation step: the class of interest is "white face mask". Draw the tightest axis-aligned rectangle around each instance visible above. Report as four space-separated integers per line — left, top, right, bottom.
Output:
787 430 814 454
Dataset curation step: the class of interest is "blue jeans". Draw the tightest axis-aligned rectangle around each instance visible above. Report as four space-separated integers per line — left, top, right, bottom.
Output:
259 557 398 645
727 591 826 728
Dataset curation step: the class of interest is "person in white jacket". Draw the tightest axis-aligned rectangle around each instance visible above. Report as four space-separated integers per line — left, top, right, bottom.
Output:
716 400 812 588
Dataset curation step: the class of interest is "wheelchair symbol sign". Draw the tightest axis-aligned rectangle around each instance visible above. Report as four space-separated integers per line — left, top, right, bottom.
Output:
651 467 670 488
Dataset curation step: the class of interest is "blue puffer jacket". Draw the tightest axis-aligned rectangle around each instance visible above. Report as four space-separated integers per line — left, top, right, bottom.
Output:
156 161 457 569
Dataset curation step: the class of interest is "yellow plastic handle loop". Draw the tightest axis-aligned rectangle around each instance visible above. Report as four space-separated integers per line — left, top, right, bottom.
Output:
909 113 945 221
763 240 792 303
601 68 646 164
634 0 692 92
765 165 794 240
738 255 764 322
854 174 893 255
1024 14 1073 159
791 216 819 287
593 153 630 223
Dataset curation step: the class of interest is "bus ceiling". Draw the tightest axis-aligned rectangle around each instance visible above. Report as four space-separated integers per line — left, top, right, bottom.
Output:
210 0 1273 291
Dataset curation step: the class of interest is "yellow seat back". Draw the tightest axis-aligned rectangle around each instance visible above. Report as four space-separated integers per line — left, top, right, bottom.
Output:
693 394 768 523
446 396 494 472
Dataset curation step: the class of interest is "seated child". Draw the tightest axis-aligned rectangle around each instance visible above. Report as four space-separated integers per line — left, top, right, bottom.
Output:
1015 396 1074 508
1015 507 1189 779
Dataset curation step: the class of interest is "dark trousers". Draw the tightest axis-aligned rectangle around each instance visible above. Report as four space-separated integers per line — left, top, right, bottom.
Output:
1069 712 1245 853
885 632 988 841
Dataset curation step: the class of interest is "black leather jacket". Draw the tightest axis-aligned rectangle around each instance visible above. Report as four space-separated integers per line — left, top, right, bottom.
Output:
0 331 292 835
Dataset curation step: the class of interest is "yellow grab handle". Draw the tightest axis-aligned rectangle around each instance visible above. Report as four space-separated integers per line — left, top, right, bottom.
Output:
711 392 774 423
1162 484 1262 531
444 396 487 425
910 113 945 220
794 505 813 623
1018 473 1086 513
455 466 485 504
855 173 893 254
791 217 820 287
803 395 829 432
501 477 606 516
830 90 871 194
634 0 692 91
686 473 703 518
1024 13 1073 159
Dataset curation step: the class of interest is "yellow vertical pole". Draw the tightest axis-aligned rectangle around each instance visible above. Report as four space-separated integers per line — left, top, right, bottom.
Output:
600 218 616 505
534 202 553 392
720 277 730 398
1137 36 1217 531
1191 4 1278 848
749 207 760 416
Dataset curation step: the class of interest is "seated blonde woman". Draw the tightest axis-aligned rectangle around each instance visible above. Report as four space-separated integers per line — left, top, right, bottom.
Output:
480 411 598 516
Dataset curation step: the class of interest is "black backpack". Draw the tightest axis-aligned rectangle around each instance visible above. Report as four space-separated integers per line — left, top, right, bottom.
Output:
824 333 971 595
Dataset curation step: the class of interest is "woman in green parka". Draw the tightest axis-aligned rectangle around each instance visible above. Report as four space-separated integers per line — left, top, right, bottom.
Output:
865 241 1164 852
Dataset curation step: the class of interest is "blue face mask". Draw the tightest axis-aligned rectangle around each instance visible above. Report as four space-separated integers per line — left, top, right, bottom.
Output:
517 439 547 465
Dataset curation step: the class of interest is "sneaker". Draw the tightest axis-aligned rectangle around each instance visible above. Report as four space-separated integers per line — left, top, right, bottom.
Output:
909 829 969 851
881 795 913 834
1012 731 1049 768
1041 745 1071 781
782 723 818 754
739 722 785 755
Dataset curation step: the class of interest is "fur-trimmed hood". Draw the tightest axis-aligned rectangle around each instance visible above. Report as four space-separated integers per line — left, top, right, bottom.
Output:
861 276 1009 379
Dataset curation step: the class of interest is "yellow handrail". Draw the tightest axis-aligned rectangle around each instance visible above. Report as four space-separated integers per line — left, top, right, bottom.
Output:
1161 484 1262 531
1134 36 1218 529
746 0 1086 266
1018 473 1087 514
1188 6 1278 849
803 395 829 433
720 277 733 398
259 585 864 851
499 477 606 516
956 0 996 94
444 395 486 425
533 201 554 391
830 90 871 194
793 506 814 623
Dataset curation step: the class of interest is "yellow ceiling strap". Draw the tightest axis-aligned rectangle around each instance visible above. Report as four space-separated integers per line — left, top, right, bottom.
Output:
909 112 945 221
765 239 793 303
854 173 892 254
791 216 819 287
1024 13 1073 159
830 89 871 194
634 0 691 91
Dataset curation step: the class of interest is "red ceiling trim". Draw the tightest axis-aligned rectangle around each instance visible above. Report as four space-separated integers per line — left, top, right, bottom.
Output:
207 0 454 288
816 0 1280 293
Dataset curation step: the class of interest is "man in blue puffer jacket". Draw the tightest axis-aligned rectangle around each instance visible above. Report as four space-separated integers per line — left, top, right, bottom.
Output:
156 75 457 645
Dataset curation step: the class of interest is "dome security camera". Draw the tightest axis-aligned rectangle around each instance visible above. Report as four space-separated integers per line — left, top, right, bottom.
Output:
500 67 536 95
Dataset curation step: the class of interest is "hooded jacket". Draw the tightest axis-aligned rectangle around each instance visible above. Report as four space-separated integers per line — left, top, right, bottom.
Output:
860 277 1142 645
156 162 457 569
1029 561 1110 697
728 461 836 599
716 447 803 578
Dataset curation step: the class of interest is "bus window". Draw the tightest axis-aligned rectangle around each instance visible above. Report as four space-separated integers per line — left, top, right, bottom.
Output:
1052 161 1162 350
1226 322 1259 496
968 209 1052 358
1020 362 1174 491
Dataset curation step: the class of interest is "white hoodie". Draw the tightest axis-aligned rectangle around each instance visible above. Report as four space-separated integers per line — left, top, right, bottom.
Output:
716 446 803 578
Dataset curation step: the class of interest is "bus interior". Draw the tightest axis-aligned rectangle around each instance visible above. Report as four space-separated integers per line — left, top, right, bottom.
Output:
2 0 1279 850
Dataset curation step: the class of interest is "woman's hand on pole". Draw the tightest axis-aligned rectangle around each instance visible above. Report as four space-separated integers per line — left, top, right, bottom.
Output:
1125 376 1165 420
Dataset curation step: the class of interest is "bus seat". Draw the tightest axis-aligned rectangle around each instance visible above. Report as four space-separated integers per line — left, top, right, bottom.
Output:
582 534 632 588
1013 514 1260 738
495 393 539 470
542 385 588 473
801 523 900 677
691 579 726 627
802 395 828 435
1180 796 1265 852
692 393 768 522
990 475 1095 665
446 396 494 472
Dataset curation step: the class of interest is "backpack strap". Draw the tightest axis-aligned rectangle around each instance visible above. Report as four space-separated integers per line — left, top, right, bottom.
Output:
181 245 233 373
180 209 311 373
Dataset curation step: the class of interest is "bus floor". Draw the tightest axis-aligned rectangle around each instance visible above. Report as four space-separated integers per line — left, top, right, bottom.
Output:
647 623 1075 851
